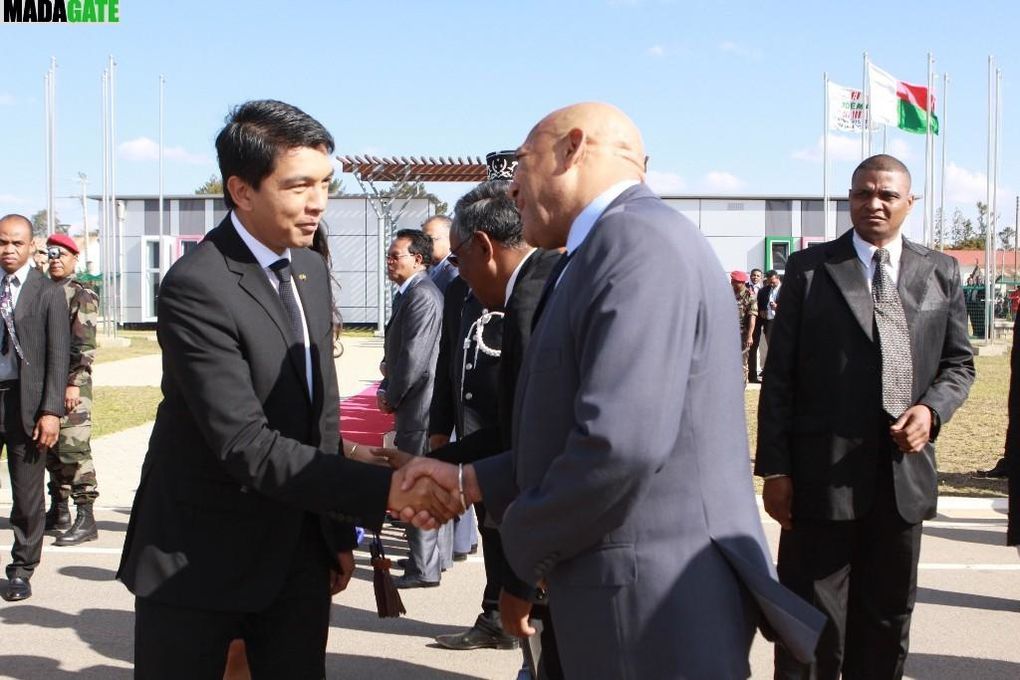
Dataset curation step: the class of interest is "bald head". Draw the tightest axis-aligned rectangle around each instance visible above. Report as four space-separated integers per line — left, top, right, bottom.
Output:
511 102 646 249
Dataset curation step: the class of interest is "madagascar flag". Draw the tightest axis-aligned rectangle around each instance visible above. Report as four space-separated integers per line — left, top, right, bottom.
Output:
868 63 939 135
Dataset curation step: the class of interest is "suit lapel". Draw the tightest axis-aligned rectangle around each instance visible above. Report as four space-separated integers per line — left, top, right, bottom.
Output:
292 252 324 411
897 239 935 330
216 220 309 396
13 268 41 323
823 231 874 342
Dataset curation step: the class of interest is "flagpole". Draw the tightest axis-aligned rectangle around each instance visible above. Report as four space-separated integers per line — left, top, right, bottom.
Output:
985 55 995 342
862 52 870 160
925 52 935 248
993 68 1002 295
939 73 948 252
823 72 830 241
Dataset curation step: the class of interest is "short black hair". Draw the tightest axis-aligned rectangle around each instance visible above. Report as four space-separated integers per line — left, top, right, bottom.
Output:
765 269 779 279
394 229 433 267
851 154 911 189
451 180 524 248
750 268 763 276
215 99 335 210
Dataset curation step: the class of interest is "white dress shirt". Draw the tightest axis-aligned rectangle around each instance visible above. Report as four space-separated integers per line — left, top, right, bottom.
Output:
504 248 536 307
231 212 312 398
852 229 903 293
556 180 641 287
0 260 36 381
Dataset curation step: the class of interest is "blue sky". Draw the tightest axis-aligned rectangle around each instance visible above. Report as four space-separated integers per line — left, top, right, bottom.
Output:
2 0 1018 242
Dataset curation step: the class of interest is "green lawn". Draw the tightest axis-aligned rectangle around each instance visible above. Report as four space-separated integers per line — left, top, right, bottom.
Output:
96 330 162 364
746 354 1010 497
93 386 162 438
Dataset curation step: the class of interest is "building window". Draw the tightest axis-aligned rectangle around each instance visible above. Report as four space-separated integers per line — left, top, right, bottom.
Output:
142 237 161 320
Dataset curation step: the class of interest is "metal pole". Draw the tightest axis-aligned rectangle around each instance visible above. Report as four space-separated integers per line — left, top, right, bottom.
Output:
110 55 123 333
48 57 56 236
376 213 386 336
993 69 1002 327
44 71 51 238
159 74 165 285
862 52 870 160
985 56 995 342
101 69 110 336
823 73 830 241
78 173 89 272
939 74 949 252
924 53 934 248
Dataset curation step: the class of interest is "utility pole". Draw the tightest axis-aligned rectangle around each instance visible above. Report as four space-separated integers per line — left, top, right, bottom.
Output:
78 172 89 272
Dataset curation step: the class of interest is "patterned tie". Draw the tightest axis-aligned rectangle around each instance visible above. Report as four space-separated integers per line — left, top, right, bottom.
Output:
872 248 913 418
268 259 304 346
0 275 25 360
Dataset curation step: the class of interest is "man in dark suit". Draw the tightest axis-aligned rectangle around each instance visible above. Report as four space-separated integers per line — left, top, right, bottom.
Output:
399 103 823 678
757 154 975 679
117 100 458 678
377 229 445 588
423 215 459 294
0 214 69 602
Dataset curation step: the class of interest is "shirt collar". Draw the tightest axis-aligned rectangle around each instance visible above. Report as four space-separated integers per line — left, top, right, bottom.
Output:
564 180 640 254
5 261 34 285
231 211 293 270
852 228 903 270
504 248 536 307
398 270 423 295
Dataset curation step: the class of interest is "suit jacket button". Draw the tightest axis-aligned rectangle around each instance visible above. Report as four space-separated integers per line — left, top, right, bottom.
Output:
465 392 473 400
466 363 473 370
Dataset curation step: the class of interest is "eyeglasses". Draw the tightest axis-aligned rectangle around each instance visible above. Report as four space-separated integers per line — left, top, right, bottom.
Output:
385 252 414 262
446 234 474 268
47 247 71 260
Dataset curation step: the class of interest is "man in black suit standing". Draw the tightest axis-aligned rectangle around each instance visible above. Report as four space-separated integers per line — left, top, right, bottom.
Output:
756 154 975 679
117 100 458 678
0 214 69 602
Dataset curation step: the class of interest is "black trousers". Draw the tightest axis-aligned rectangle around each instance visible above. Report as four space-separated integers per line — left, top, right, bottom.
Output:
134 514 332 679
475 501 504 614
1 383 45 580
775 452 923 680
749 319 764 380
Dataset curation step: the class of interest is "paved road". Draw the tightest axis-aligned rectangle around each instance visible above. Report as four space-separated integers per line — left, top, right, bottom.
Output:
0 337 1017 679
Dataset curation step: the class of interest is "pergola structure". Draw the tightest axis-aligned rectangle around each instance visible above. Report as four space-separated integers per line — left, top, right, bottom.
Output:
337 155 487 334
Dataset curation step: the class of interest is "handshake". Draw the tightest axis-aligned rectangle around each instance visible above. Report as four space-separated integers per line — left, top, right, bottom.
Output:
380 449 483 530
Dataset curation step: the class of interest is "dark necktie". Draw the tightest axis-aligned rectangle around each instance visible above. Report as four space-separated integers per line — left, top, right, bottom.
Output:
0 275 25 360
872 248 913 418
532 251 574 330
269 259 304 346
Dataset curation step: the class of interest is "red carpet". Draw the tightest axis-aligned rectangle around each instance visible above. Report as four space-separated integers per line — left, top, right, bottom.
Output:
339 382 394 447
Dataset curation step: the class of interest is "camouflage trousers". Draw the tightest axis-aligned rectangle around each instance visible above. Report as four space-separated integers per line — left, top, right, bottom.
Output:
45 383 99 505
741 347 750 385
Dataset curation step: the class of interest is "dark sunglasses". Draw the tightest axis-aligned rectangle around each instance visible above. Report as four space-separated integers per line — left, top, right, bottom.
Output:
47 247 71 260
447 233 474 268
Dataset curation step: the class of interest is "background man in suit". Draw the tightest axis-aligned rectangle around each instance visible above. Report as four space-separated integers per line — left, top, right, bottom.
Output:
756 154 975 679
399 102 823 678
117 100 458 678
424 216 458 293
377 229 445 588
0 214 69 602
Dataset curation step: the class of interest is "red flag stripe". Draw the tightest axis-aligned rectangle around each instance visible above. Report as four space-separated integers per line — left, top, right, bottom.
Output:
896 81 934 112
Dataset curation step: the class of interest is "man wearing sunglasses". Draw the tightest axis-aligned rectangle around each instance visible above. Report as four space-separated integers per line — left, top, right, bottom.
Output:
43 234 101 546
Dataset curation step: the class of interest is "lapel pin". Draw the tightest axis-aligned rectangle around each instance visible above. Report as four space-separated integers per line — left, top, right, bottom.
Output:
298 274 307 281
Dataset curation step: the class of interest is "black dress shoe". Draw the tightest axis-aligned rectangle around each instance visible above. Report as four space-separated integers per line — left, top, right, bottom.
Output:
453 552 468 562
435 612 520 650
975 458 1009 478
393 574 440 589
397 558 410 570
3 577 32 602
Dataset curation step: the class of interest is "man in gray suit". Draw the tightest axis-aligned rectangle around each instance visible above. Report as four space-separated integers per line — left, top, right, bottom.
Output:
400 103 823 678
757 155 975 679
423 216 458 294
378 228 445 588
0 214 69 602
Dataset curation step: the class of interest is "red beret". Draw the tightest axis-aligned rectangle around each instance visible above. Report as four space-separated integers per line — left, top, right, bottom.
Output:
730 270 749 283
46 233 79 255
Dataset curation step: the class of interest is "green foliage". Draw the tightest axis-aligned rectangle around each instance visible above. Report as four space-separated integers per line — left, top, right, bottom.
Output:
194 174 223 195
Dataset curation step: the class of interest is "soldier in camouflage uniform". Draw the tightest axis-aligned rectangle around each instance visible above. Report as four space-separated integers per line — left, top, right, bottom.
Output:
730 270 758 385
43 234 100 546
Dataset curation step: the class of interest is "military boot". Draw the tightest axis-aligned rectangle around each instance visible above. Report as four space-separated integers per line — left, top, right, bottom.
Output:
44 496 71 533
54 504 98 546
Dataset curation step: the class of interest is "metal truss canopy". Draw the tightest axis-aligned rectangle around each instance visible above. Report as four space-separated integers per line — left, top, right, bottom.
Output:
337 155 487 183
